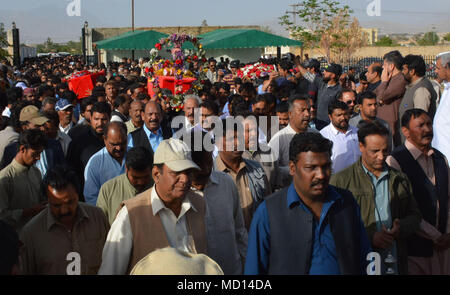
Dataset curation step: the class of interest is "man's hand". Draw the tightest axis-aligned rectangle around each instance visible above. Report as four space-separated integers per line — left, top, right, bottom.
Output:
269 71 279 81
434 233 450 251
356 83 368 94
386 219 401 239
381 67 392 83
373 230 395 249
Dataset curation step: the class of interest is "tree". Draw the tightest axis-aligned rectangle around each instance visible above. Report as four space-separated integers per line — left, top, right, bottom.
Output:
279 0 352 52
417 32 439 46
319 9 365 63
444 33 450 42
375 36 396 47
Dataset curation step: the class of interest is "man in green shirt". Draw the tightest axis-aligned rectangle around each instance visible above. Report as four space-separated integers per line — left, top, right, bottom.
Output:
0 129 48 233
96 147 153 224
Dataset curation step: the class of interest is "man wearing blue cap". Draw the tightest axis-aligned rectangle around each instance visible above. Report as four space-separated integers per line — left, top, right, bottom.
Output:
55 98 74 135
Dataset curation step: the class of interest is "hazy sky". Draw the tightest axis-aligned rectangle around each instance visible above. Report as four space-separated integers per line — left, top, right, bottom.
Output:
1 0 449 43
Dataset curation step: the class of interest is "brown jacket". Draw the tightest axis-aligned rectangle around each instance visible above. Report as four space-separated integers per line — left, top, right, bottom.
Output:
375 73 407 146
119 188 207 274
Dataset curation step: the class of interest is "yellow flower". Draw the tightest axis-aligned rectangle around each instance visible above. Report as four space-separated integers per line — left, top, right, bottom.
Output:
198 44 203 49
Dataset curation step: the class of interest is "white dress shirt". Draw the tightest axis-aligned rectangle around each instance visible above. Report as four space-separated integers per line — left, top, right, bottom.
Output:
433 81 450 161
320 123 361 174
59 122 74 135
97 186 195 275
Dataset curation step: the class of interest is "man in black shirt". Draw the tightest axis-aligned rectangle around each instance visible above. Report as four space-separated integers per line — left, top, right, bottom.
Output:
66 102 111 200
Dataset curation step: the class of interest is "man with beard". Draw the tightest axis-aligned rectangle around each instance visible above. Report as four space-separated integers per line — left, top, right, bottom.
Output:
387 109 450 275
330 121 421 275
245 132 371 274
276 101 289 130
97 147 154 225
20 166 109 274
83 121 127 205
125 100 144 134
297 63 343 122
98 138 207 274
66 101 111 200
339 89 357 117
399 55 437 127
366 62 383 92
320 100 360 174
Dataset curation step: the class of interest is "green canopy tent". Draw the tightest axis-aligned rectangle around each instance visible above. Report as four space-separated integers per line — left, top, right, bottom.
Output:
94 30 169 63
193 29 303 63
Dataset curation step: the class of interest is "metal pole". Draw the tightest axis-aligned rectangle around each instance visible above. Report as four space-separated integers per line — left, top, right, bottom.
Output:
131 0 135 61
12 22 20 66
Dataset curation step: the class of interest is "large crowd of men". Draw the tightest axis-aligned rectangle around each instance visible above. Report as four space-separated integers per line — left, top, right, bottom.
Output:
0 50 449 275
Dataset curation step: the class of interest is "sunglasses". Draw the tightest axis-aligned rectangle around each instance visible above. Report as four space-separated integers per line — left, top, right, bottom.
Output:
345 100 356 105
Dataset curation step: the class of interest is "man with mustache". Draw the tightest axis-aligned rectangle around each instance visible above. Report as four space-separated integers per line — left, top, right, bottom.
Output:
66 101 111 200
19 166 109 274
172 95 200 137
245 132 372 274
83 121 127 205
387 109 450 274
125 100 144 134
269 94 319 187
330 121 421 275
98 138 207 274
55 98 74 135
97 147 154 225
399 55 437 144
127 101 173 155
320 100 361 174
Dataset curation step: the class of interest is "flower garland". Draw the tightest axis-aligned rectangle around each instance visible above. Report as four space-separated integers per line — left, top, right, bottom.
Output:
144 33 206 112
239 62 276 80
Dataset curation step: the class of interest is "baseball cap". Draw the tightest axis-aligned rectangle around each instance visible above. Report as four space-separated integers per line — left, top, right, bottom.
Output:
130 247 224 275
324 63 343 77
19 105 49 125
55 99 74 111
230 60 240 68
153 138 200 172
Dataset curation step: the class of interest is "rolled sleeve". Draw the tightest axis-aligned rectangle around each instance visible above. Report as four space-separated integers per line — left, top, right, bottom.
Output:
244 201 271 275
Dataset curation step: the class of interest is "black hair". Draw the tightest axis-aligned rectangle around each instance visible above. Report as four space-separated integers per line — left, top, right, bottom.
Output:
199 100 219 116
125 147 153 171
403 54 426 77
96 75 107 84
42 96 57 107
383 50 404 70
129 83 143 94
37 85 54 98
357 120 389 145
42 110 59 126
357 91 377 105
276 101 289 113
401 108 429 128
136 92 150 101
216 117 243 139
252 94 267 105
42 165 80 195
61 90 77 103
80 96 97 113
279 60 293 71
18 129 47 150
289 132 333 163
217 82 230 93
92 86 106 96
90 101 112 118
371 64 383 77
328 99 349 115
261 93 276 106
113 94 130 108
288 93 309 110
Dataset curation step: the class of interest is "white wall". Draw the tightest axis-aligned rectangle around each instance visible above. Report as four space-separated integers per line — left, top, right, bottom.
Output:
205 48 263 63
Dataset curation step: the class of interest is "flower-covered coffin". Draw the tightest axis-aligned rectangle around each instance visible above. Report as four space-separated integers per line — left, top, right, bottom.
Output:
147 76 196 98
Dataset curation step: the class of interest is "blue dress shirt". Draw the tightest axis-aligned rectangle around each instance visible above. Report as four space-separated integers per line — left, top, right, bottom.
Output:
127 124 163 152
244 183 372 275
83 147 126 205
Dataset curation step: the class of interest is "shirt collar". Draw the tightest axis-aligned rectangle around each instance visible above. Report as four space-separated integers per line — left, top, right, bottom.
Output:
361 160 389 180
216 154 246 174
143 124 162 138
286 183 342 209
329 122 354 136
11 158 30 172
150 186 196 217
404 139 434 160
46 204 89 231
407 77 424 88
